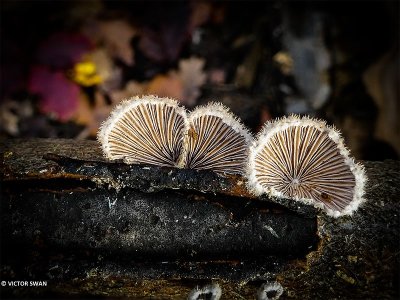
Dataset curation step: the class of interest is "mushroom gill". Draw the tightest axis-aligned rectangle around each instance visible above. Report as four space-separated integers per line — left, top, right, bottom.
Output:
98 96 252 175
97 95 188 167
183 102 253 175
247 115 367 217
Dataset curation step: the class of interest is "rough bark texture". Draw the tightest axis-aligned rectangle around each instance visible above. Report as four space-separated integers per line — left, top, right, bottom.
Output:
1 138 399 299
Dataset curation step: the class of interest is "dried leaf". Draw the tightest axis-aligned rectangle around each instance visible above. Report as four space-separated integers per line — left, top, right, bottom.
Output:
0 99 33 136
273 51 294 75
177 57 206 106
109 80 146 104
74 90 119 138
98 19 136 66
142 57 206 106
90 48 123 92
363 49 400 155
139 24 189 64
146 73 184 101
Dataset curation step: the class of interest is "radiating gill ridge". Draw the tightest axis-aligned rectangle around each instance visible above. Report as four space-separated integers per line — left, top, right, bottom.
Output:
247 115 367 217
183 102 253 175
98 95 188 167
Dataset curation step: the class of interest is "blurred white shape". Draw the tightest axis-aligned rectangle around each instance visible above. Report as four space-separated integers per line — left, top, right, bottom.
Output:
188 283 222 300
283 12 331 111
257 282 284 300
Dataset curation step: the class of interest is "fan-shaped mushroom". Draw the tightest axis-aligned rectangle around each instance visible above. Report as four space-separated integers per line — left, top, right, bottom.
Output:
98 95 188 167
182 102 253 175
247 115 367 217
98 96 252 175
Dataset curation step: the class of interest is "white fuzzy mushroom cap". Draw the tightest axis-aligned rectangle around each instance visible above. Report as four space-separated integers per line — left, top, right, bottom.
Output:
181 102 253 175
247 115 367 218
188 102 253 144
97 95 189 167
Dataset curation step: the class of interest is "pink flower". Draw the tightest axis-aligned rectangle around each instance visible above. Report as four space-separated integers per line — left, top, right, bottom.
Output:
28 66 79 121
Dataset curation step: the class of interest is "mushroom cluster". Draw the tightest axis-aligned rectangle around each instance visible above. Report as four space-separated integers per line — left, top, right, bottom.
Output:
98 95 367 217
98 95 252 175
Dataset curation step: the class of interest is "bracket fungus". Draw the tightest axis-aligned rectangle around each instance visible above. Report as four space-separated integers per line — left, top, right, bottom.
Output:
98 95 252 175
247 115 367 217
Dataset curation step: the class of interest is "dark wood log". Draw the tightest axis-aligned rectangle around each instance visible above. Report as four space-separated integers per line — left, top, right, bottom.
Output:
0 138 399 299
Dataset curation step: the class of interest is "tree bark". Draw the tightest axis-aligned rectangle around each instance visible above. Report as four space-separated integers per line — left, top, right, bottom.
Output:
1 138 399 299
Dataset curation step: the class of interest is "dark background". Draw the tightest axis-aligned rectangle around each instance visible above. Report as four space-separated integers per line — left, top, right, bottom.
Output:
1 0 399 160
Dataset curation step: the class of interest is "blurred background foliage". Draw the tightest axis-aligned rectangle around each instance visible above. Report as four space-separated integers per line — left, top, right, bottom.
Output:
0 0 398 160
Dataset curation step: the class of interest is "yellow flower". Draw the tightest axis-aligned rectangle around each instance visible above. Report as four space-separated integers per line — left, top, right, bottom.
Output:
72 61 103 87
